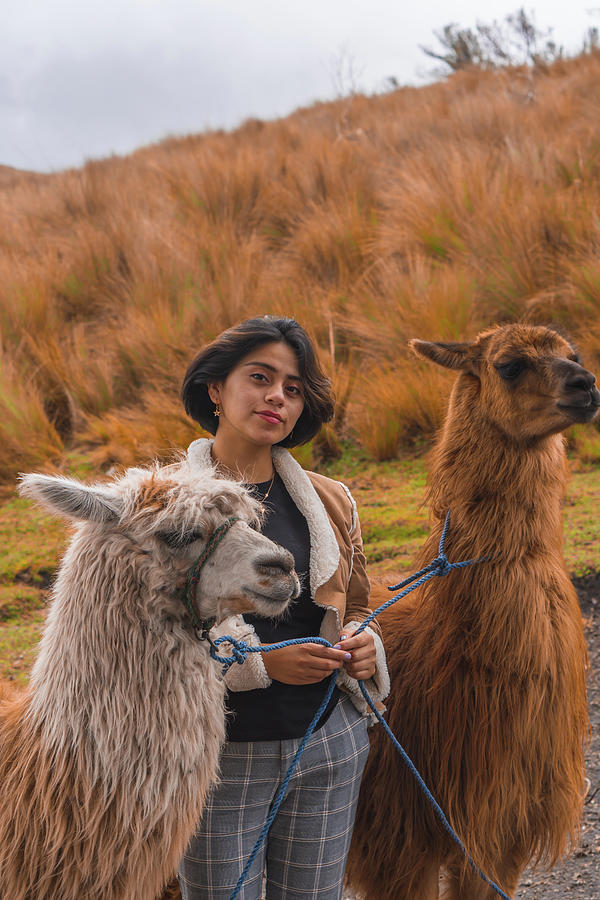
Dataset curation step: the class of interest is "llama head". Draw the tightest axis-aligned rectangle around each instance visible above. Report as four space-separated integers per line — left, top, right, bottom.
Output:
19 461 300 627
410 324 600 443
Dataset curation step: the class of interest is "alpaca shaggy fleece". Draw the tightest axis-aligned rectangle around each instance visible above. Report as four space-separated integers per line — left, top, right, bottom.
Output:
0 460 298 899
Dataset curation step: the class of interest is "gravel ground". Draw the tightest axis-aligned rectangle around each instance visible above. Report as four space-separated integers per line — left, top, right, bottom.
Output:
513 574 600 900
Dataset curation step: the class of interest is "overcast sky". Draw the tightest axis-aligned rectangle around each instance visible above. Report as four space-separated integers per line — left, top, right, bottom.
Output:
2 1 597 173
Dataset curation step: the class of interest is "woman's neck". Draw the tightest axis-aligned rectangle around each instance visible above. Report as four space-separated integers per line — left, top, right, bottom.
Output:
211 432 274 483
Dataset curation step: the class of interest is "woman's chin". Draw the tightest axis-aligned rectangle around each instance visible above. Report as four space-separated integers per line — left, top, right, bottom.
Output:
246 425 290 446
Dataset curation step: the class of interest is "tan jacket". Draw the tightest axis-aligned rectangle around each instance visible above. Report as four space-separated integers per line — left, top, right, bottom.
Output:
187 439 390 718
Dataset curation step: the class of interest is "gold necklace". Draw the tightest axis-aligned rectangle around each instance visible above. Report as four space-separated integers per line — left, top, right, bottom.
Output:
213 455 274 498
255 472 275 501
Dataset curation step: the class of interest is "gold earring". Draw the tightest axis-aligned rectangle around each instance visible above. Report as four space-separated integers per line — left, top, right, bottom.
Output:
214 403 221 417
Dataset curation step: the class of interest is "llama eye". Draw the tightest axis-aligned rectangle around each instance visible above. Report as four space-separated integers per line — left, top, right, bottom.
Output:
156 531 204 549
495 360 527 381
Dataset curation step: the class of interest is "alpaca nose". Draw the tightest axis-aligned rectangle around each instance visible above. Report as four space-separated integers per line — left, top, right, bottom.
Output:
254 549 295 577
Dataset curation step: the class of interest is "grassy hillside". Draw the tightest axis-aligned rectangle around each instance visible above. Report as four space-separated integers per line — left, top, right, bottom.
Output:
2 53 600 483
2 52 600 682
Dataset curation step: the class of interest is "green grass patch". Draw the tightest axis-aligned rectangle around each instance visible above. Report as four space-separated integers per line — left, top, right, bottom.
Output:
0 492 65 682
0 612 45 686
1 448 598 683
0 496 66 584
563 460 600 578
0 583 46 622
322 447 429 575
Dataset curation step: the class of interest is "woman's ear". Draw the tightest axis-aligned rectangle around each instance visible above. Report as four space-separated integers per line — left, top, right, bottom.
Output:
207 383 221 405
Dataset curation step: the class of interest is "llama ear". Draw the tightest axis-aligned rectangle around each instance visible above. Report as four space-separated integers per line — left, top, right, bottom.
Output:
18 474 123 523
409 340 476 371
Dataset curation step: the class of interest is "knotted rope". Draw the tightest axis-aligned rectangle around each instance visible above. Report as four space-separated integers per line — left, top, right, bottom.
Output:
202 512 510 900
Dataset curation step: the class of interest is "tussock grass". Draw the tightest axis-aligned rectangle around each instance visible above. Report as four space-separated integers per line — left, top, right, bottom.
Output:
0 352 64 481
1 53 600 477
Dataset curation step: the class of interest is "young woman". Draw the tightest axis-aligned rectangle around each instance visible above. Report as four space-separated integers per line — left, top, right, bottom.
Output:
178 316 389 900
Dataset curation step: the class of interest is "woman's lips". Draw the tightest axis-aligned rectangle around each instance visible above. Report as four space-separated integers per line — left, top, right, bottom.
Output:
256 411 283 424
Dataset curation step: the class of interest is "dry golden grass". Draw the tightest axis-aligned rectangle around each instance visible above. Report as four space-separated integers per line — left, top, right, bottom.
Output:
2 53 600 480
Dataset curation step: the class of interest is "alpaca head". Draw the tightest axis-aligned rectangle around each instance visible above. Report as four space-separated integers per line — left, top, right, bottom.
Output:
19 461 300 627
411 324 600 443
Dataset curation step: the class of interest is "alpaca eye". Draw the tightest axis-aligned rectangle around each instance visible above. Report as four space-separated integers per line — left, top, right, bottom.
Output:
495 360 527 381
156 531 204 549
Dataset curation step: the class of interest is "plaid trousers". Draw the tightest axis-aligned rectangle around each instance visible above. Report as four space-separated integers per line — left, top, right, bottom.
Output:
178 694 370 900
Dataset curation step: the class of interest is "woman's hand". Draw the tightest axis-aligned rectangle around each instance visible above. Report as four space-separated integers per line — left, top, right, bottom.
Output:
335 628 376 680
262 643 350 685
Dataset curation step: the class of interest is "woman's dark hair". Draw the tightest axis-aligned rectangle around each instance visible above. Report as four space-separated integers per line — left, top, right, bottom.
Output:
181 316 335 447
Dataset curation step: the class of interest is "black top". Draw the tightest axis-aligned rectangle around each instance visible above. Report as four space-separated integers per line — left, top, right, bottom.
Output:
226 472 341 741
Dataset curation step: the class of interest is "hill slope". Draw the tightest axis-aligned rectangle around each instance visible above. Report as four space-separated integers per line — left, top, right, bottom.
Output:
1 53 600 481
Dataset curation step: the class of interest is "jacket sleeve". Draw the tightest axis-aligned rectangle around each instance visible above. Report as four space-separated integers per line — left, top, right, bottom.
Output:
343 515 381 638
208 615 272 692
337 504 390 712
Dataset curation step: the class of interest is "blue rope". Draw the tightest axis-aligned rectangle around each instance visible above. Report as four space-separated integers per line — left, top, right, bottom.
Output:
357 682 511 900
213 512 510 900
353 511 488 637
228 670 338 899
210 635 333 671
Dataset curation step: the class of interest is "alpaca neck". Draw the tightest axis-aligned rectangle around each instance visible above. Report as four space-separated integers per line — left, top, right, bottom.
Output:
27 530 225 812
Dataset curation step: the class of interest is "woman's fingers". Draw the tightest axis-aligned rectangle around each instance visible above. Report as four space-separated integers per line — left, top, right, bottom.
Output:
262 643 347 684
261 635 378 685
308 644 350 663
335 631 371 651
335 629 377 680
304 645 347 675
345 656 377 678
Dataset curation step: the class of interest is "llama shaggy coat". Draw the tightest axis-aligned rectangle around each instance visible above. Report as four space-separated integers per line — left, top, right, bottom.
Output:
347 324 597 900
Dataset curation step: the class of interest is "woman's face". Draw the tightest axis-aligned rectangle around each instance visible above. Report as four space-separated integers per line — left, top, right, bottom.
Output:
208 341 306 448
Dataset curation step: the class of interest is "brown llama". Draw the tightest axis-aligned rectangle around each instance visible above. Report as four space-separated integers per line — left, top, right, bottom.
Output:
347 323 599 900
0 461 300 900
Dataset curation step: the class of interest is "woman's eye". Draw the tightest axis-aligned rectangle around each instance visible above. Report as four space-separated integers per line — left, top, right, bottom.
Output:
250 372 268 382
286 385 302 396
157 531 204 549
495 360 527 381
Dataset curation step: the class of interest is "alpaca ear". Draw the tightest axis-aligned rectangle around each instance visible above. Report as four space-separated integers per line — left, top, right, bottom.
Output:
409 340 477 372
18 474 123 523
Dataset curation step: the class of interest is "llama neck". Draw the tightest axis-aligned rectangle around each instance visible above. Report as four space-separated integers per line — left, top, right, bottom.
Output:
27 529 225 814
412 383 577 676
426 383 568 564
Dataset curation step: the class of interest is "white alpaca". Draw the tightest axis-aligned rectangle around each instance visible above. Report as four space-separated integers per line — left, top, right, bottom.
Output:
0 461 299 900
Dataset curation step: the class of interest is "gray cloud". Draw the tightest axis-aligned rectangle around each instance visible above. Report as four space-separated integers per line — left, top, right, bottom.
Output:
1 0 595 172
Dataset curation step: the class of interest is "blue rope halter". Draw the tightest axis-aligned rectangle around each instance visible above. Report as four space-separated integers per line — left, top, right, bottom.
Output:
177 516 240 640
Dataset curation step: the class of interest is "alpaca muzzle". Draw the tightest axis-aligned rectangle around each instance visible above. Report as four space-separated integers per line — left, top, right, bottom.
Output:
245 548 300 610
254 549 300 599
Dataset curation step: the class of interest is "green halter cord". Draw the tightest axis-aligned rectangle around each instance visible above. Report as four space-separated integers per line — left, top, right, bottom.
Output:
178 516 240 639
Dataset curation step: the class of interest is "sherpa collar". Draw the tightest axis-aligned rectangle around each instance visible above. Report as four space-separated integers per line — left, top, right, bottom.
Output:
187 438 340 597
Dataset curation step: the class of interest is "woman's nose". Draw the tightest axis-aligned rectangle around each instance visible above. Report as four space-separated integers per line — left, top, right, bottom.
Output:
265 382 285 404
